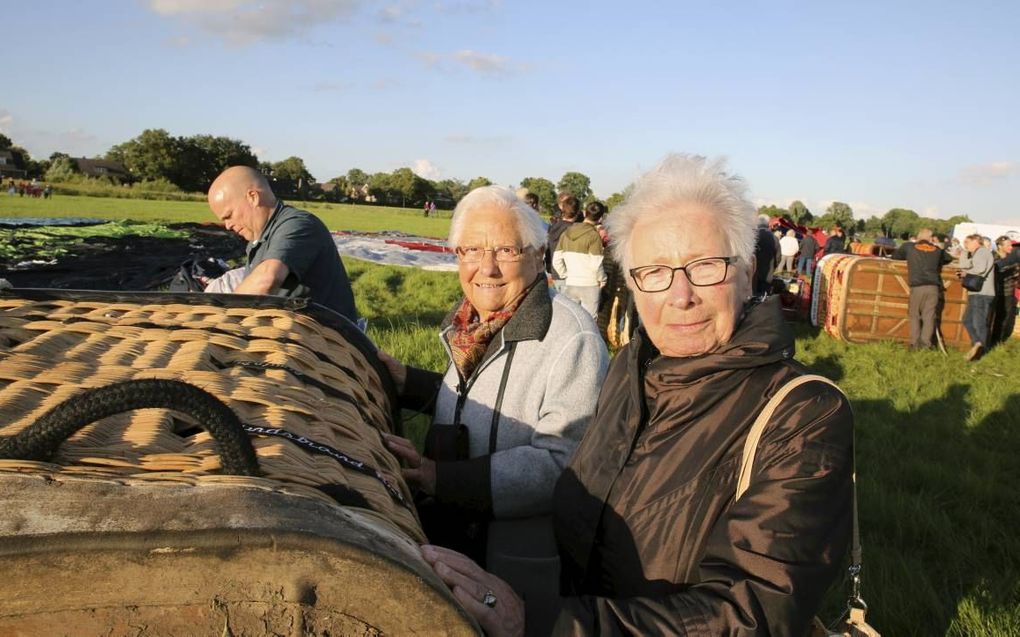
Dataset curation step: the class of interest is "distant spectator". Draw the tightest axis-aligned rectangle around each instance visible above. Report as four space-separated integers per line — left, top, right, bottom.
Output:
752 214 780 296
958 234 995 360
892 228 952 350
993 236 1020 344
823 227 847 255
948 237 963 260
797 231 819 277
553 201 607 319
547 193 579 290
424 200 431 217
777 229 799 273
524 192 540 212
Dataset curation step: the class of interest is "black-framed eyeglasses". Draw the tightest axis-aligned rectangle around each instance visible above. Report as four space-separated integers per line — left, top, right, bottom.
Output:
629 256 738 292
455 245 527 263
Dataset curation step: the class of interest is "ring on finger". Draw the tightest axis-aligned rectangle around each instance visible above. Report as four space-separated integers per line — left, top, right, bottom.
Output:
482 590 497 608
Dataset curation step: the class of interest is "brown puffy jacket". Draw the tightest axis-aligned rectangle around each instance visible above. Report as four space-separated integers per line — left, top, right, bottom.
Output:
552 297 853 636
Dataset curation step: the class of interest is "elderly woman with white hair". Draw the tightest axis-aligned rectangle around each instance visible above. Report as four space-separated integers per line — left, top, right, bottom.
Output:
380 185 609 635
422 156 854 636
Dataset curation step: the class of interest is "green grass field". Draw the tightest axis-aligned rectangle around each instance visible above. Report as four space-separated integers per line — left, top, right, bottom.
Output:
3 194 1018 635
0 193 452 238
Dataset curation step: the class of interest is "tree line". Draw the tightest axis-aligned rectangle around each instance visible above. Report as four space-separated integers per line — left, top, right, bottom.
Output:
3 130 970 232
757 199 971 239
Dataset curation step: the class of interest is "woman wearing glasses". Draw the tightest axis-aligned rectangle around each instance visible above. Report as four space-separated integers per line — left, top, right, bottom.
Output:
424 156 854 636
380 185 609 635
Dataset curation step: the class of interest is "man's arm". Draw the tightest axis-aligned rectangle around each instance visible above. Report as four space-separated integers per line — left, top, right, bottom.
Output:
234 259 290 295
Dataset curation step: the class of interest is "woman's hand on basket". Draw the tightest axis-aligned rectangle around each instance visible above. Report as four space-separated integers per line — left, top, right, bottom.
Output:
383 433 436 495
377 350 407 394
422 544 525 637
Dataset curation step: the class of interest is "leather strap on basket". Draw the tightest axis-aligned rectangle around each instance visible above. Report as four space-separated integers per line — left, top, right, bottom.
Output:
737 374 879 636
0 379 261 476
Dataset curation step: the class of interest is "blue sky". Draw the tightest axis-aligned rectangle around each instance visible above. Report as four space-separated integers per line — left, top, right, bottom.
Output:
4 0 1018 224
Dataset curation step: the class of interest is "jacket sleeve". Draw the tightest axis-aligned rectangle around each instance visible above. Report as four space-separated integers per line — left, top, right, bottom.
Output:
486 330 609 518
552 248 569 280
399 365 443 412
554 385 854 636
892 244 907 260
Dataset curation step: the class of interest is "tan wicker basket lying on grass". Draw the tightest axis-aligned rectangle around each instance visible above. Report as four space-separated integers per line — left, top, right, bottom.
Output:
0 289 477 636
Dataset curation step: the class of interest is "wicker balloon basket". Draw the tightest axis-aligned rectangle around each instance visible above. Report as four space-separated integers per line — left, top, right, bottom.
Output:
0 289 477 636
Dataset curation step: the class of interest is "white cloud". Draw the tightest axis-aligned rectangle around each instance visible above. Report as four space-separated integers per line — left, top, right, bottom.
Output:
960 161 1017 186
411 159 442 180
147 0 362 46
0 109 13 134
453 50 513 76
416 49 524 77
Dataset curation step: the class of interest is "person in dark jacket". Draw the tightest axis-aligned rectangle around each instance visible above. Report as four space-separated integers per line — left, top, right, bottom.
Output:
751 214 779 296
547 193 579 291
823 226 847 255
892 227 952 350
797 230 819 276
422 154 854 637
993 236 1020 344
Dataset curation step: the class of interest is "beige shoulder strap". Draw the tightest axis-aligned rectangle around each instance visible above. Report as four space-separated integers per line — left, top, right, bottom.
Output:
736 374 844 500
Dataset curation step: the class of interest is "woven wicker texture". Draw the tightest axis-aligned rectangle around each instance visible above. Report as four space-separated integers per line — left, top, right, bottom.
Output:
0 296 423 542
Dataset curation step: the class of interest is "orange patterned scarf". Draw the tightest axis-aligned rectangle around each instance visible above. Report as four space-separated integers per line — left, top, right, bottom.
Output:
447 291 528 381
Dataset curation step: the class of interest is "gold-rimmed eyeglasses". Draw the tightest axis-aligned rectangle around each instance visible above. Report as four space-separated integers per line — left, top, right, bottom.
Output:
455 245 526 263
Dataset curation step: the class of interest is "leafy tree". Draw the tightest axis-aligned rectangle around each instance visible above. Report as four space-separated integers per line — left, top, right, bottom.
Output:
107 129 178 185
187 134 258 191
324 175 350 202
757 204 788 220
368 171 396 205
557 171 592 203
862 215 884 236
390 167 431 208
44 156 79 182
881 208 921 239
435 178 468 205
817 201 854 230
269 156 315 197
788 200 812 224
519 176 557 217
466 176 493 192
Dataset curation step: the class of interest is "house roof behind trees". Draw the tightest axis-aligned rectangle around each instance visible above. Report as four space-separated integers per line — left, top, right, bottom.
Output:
74 158 132 180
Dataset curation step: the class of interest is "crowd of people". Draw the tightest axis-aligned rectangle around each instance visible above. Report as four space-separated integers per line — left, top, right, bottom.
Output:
5 178 52 198
742 214 1018 361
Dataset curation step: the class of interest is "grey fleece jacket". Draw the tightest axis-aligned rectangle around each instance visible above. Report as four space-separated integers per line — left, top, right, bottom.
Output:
959 246 996 296
403 279 609 518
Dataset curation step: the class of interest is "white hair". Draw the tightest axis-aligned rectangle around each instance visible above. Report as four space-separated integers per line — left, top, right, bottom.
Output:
604 154 757 273
448 185 547 251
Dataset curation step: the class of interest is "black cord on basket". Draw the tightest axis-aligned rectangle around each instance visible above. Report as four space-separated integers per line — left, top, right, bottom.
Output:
0 379 260 476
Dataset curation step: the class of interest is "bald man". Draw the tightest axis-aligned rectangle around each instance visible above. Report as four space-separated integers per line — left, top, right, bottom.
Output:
207 166 358 321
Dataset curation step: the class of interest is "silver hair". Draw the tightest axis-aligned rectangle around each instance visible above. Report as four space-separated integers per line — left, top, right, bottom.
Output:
448 185 547 252
604 154 757 274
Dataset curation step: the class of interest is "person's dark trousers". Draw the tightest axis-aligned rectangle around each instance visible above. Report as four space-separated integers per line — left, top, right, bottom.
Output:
993 294 1017 344
963 294 994 346
797 254 814 277
908 285 940 349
